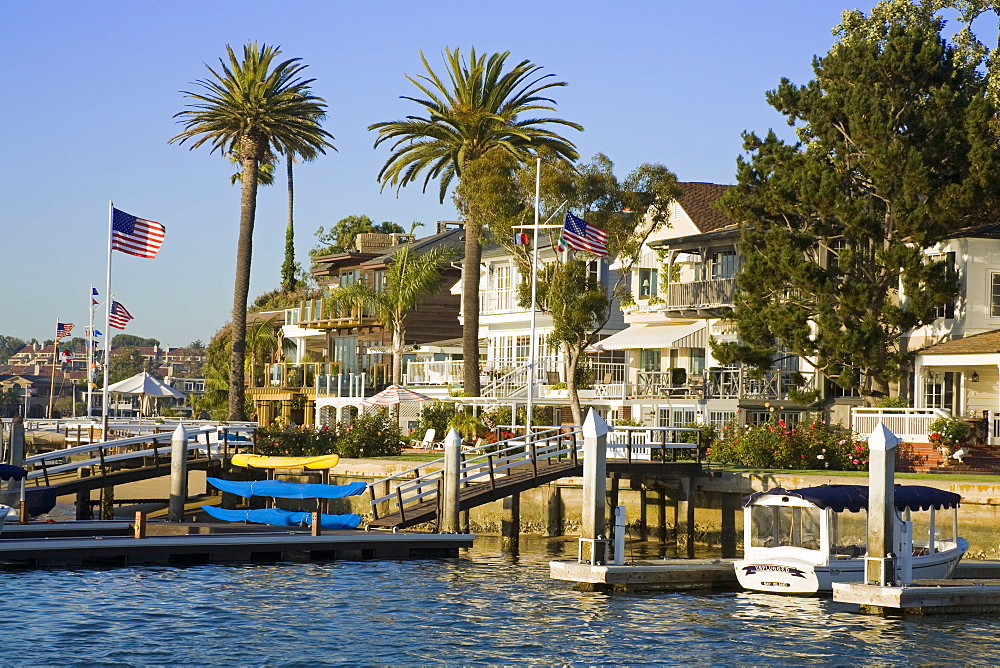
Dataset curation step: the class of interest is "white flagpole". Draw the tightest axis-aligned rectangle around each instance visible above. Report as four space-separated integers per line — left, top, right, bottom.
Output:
101 202 114 440
525 158 542 436
86 285 94 419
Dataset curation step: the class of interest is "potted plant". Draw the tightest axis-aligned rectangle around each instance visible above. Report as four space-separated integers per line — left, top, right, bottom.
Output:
927 415 972 466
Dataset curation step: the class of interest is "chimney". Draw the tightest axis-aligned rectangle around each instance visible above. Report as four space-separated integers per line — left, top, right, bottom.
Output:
437 220 464 234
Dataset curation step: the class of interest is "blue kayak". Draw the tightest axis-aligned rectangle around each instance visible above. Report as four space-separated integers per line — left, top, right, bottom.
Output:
200 504 362 530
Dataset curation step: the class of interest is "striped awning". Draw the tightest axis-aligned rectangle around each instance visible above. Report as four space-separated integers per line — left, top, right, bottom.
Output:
588 323 707 352
361 385 433 406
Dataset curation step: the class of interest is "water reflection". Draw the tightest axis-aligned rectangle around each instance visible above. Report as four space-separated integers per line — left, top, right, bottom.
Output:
3 536 1000 665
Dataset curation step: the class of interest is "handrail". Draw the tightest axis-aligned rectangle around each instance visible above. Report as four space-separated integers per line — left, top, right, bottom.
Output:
367 424 704 525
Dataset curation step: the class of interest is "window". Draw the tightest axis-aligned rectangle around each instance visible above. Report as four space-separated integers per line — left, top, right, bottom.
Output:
493 264 511 291
708 411 736 426
711 250 737 279
640 349 661 372
638 268 658 298
930 252 956 319
658 408 696 427
992 273 1000 318
924 371 956 413
515 335 531 362
691 348 706 374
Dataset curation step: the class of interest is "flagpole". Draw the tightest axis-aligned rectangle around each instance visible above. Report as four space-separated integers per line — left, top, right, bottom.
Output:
102 201 113 440
86 285 94 419
48 320 60 419
525 158 542 436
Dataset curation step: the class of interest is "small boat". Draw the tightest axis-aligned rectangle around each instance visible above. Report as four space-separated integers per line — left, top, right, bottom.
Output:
734 484 967 594
230 453 341 470
0 504 11 533
206 477 366 500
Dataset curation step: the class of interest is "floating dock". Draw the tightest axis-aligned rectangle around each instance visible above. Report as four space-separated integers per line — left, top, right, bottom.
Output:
0 521 473 568
834 579 1000 614
550 558 738 591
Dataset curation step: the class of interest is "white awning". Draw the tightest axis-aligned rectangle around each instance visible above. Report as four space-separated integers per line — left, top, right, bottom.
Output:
589 323 707 352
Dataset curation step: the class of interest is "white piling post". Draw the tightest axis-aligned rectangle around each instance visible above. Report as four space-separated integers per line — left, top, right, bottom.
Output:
168 423 188 522
581 409 609 564
613 505 626 566
441 428 462 533
865 423 900 586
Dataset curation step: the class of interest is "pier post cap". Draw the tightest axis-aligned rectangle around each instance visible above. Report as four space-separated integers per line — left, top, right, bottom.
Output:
868 422 900 451
583 408 609 438
171 422 186 441
444 427 461 448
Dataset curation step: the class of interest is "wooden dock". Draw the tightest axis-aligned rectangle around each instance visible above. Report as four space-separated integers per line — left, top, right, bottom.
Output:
834 579 1000 614
0 521 473 568
550 558 738 591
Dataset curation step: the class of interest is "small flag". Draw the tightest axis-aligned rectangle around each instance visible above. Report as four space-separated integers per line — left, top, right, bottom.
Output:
111 207 166 259
56 322 73 338
556 212 609 257
92 288 100 305
109 301 134 329
514 232 529 245
62 349 73 363
93 329 102 336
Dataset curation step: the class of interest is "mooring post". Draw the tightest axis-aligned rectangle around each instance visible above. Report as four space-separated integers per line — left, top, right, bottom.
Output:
612 505 626 565
134 511 146 539
168 423 188 522
546 484 563 537
501 492 520 551
865 423 900 586
311 511 321 536
8 417 25 522
441 427 462 533
580 408 609 564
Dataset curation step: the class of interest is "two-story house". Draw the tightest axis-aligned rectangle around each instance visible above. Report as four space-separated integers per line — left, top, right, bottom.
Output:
249 224 465 427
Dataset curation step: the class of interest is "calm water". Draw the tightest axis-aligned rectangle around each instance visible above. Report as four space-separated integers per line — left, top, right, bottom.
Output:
3 536 999 666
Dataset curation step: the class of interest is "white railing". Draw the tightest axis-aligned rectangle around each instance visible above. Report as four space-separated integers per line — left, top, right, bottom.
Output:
480 289 519 314
404 360 463 386
851 407 951 442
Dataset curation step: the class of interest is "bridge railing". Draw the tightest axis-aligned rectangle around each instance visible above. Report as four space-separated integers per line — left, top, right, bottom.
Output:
607 426 703 463
367 426 580 525
21 425 255 486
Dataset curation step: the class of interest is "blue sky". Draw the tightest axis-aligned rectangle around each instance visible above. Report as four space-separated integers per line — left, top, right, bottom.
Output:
1 0 897 348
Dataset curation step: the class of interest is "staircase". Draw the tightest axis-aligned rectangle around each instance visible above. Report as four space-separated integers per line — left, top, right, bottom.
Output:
897 440 1000 474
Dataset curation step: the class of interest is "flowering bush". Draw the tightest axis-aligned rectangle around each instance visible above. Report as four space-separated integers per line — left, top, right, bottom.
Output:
253 423 338 456
927 415 971 451
707 414 868 471
335 409 403 458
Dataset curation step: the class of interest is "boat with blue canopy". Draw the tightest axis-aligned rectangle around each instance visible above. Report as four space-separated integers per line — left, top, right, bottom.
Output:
734 484 967 594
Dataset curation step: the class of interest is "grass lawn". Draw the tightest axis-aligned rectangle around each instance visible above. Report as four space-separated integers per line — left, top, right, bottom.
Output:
706 464 1000 483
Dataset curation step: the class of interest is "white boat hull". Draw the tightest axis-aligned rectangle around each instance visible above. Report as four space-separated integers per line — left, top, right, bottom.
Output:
735 539 968 594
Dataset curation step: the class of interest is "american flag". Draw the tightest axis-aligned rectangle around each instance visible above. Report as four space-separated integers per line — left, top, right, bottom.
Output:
56 322 73 338
111 207 166 259
109 301 134 329
557 212 609 257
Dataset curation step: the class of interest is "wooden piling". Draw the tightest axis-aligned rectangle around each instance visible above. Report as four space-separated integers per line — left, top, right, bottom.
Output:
133 511 146 538
501 492 520 551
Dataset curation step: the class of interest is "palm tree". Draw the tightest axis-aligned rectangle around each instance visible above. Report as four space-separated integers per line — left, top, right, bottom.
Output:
281 145 328 292
170 42 334 420
329 244 457 386
369 48 581 396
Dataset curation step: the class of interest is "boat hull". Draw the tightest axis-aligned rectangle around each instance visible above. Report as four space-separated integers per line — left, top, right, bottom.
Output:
735 540 968 594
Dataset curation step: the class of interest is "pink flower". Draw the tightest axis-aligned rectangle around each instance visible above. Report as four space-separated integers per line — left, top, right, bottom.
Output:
852 459 860 465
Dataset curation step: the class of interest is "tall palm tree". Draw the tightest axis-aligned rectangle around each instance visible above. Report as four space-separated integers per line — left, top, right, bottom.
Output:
281 145 328 292
330 244 457 386
170 42 334 420
369 48 581 396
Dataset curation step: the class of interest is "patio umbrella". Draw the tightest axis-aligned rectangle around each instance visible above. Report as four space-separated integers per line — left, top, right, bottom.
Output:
106 372 186 418
361 384 432 406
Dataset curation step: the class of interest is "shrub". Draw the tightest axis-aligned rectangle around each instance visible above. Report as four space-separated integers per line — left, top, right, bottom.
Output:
254 424 338 456
928 415 971 450
336 409 403 458
417 401 455 438
707 415 868 471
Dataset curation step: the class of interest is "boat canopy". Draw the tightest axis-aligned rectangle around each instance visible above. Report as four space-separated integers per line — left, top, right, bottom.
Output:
0 465 26 481
743 484 961 512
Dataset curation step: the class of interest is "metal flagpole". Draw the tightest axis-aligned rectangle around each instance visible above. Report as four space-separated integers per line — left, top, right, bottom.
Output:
48 320 60 419
86 286 94 419
101 201 114 440
525 158 542 436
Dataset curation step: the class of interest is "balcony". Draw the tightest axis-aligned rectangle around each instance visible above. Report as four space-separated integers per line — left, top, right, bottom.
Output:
287 299 379 330
480 289 519 315
663 278 736 316
405 360 463 386
250 363 368 399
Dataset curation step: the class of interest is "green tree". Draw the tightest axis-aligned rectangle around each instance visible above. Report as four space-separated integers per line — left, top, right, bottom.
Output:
111 334 160 348
489 154 679 424
329 244 457 385
311 214 404 255
171 42 334 420
0 336 26 365
370 47 582 396
108 346 148 383
716 7 1000 401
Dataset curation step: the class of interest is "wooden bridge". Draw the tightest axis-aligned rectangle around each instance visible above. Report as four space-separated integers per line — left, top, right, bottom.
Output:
366 426 702 530
17 426 254 515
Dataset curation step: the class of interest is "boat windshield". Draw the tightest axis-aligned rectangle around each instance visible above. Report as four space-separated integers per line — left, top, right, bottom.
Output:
750 505 821 550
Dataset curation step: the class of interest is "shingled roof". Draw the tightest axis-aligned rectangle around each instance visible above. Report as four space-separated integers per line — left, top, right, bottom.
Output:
676 182 735 233
919 329 1000 355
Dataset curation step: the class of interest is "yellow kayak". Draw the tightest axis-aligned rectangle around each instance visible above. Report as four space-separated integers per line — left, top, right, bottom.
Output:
230 453 341 470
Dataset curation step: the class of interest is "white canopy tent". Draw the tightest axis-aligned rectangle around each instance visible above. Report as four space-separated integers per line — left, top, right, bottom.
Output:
106 372 186 418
